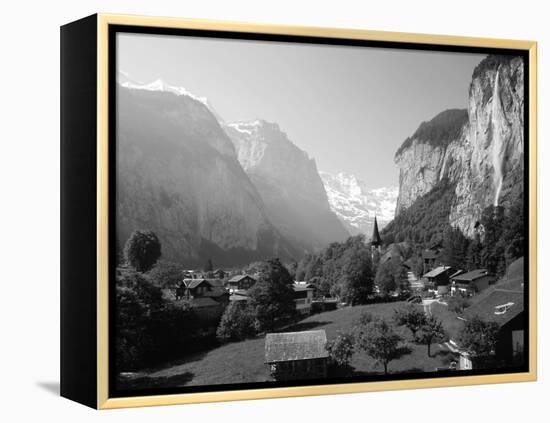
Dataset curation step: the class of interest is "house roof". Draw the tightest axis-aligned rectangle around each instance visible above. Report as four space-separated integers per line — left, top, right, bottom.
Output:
184 278 209 289
452 269 491 282
228 274 256 283
463 290 524 326
293 283 314 292
423 266 452 278
422 249 439 259
449 269 465 279
265 330 329 363
184 278 225 289
229 293 249 302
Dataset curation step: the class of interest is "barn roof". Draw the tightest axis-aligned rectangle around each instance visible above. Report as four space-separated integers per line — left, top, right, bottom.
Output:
229 293 249 302
228 274 256 283
184 278 225 289
423 266 452 278
265 330 329 363
452 269 491 282
463 290 524 326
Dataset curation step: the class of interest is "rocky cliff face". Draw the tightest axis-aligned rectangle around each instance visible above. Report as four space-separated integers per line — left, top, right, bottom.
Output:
116 84 297 266
225 120 350 252
394 55 524 236
320 171 397 236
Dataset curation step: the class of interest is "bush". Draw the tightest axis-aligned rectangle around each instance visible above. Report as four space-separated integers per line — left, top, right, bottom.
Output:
115 268 198 371
216 302 259 342
447 296 470 314
458 316 500 358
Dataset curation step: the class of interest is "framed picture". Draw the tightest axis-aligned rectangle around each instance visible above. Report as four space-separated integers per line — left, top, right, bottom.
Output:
60 14 537 409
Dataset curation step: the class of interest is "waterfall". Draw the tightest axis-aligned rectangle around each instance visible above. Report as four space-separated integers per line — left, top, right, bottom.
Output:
491 70 504 207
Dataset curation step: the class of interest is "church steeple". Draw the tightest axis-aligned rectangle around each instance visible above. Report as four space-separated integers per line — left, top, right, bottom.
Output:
371 215 382 248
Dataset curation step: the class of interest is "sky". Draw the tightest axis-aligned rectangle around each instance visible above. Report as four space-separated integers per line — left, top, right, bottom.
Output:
117 33 485 189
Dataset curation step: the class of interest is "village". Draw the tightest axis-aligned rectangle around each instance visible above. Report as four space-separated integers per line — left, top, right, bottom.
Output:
117 216 525 389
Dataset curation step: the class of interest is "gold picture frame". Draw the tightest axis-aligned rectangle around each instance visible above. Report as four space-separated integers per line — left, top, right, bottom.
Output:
60 13 537 409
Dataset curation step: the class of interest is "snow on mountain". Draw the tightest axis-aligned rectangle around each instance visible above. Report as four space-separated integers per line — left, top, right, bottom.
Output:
117 70 226 122
320 171 397 236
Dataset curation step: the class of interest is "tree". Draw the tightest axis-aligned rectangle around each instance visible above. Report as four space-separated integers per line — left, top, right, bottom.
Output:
466 232 483 270
458 316 500 358
339 248 374 305
123 230 162 272
503 192 525 263
393 304 427 339
354 317 407 375
447 296 470 314
480 206 506 275
204 258 214 272
417 316 446 356
441 226 469 269
375 261 397 296
248 258 296 330
216 302 259 342
326 332 355 369
147 260 184 291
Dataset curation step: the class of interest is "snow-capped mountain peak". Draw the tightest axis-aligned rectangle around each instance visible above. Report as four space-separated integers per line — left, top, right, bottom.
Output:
320 171 398 236
117 70 209 106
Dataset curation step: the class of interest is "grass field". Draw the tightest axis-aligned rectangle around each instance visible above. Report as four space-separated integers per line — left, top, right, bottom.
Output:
119 301 458 390
430 301 465 341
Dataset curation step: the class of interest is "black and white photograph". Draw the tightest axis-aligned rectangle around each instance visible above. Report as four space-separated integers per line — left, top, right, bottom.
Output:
112 30 528 395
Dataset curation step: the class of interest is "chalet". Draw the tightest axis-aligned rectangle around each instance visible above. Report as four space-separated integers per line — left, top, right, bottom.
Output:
180 278 229 323
212 269 227 279
183 278 229 305
227 274 257 292
182 270 206 279
265 330 329 381
293 283 315 315
422 247 441 274
451 269 495 296
461 287 524 368
423 266 455 295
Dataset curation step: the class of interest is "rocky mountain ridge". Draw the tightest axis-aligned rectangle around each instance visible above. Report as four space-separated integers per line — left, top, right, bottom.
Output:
320 171 397 236
224 120 350 253
394 55 524 237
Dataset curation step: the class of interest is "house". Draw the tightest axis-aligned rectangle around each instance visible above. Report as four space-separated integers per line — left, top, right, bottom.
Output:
422 248 441 274
461 287 524 368
451 269 495 296
265 330 329 381
423 266 455 295
183 278 229 305
182 270 206 279
180 278 229 323
212 269 227 279
293 283 315 315
226 274 257 292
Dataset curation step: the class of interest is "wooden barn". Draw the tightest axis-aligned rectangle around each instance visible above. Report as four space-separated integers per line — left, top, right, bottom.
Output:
423 266 455 295
265 330 329 381
450 269 495 296
227 274 257 292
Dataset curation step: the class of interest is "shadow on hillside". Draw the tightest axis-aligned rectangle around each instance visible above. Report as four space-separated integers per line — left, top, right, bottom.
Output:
282 320 332 332
117 371 195 391
141 349 211 374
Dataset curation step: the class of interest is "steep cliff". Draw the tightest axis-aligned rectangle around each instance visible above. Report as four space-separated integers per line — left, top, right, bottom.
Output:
116 84 298 266
394 55 524 236
225 120 350 252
